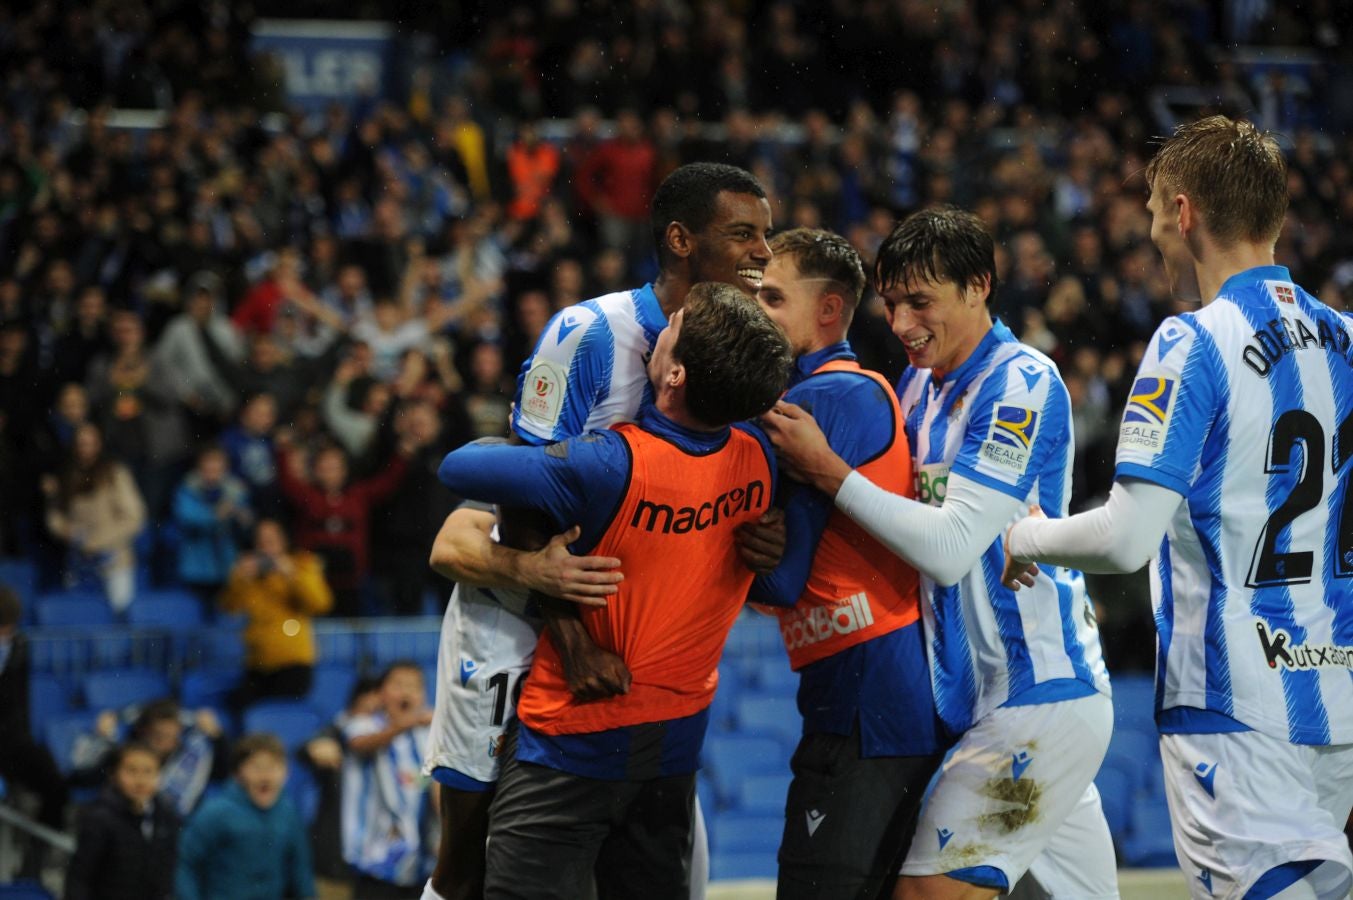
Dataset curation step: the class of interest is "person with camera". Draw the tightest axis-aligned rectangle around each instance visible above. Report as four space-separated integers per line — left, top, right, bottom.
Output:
220 517 334 711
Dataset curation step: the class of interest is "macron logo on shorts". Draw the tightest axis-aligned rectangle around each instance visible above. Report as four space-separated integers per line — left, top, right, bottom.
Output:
805 809 825 837
459 658 479 687
1193 762 1217 798
937 827 954 850
1198 869 1213 895
1011 750 1032 782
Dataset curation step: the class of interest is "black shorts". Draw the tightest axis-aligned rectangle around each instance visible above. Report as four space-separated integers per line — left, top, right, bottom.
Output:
777 728 944 900
484 726 694 900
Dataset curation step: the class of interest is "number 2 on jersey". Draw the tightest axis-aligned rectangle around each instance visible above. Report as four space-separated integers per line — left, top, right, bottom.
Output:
1247 408 1353 586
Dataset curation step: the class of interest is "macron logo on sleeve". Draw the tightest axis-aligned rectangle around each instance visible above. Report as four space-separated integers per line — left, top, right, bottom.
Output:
556 314 583 344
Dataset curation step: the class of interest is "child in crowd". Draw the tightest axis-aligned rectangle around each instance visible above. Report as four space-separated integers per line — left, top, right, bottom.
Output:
66 742 180 900
175 733 315 900
342 661 436 899
173 444 253 607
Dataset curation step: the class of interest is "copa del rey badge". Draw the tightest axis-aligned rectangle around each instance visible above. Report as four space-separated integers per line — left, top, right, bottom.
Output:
521 359 565 427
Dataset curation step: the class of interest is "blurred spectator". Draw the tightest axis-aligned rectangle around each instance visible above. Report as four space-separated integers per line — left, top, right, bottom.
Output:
65 741 181 900
0 586 68 838
175 733 315 900
505 121 562 222
71 698 226 819
173 444 253 606
151 272 244 435
342 661 435 899
575 107 656 274
299 676 383 900
275 436 411 617
220 518 334 709
460 341 513 440
220 392 282 517
41 421 146 613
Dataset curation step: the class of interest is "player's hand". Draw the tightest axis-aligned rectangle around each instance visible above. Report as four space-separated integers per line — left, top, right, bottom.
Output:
561 642 632 702
520 526 623 607
736 507 786 574
760 401 853 496
1001 505 1045 591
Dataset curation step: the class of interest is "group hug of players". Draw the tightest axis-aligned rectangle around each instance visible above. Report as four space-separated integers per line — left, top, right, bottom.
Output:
409 116 1353 900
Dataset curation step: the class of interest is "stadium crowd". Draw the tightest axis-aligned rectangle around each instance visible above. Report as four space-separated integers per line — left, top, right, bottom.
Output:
3 0 1353 895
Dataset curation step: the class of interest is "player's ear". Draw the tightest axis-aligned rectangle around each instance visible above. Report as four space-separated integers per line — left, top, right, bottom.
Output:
666 221 692 260
968 274 991 308
1176 193 1193 235
819 291 844 325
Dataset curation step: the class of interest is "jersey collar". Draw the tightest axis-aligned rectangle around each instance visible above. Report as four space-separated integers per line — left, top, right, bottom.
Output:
637 402 731 455
1216 265 1293 300
931 319 1014 388
791 341 855 387
634 283 667 335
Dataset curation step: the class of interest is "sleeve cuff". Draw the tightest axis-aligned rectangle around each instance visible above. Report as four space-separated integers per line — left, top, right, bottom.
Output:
1114 462 1191 496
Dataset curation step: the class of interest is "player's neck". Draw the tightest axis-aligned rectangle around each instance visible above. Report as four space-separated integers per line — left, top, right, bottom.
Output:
1195 242 1276 305
651 273 688 320
655 386 720 433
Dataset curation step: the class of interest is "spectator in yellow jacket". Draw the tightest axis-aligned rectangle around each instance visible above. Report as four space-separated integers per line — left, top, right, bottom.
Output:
221 518 332 711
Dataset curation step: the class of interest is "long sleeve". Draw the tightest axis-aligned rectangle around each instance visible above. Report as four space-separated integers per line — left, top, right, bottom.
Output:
173 485 218 536
1006 478 1184 574
834 469 1025 587
275 449 325 517
321 380 375 457
288 553 333 616
84 466 146 553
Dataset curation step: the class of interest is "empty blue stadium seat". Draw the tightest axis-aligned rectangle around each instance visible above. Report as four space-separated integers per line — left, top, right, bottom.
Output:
752 658 797 694
722 611 784 659
711 812 783 854
243 701 322 752
315 629 360 666
307 665 358 721
734 695 801 745
45 711 99 774
33 592 113 627
1120 793 1179 867
1105 727 1158 787
181 669 241 710
1111 674 1156 732
702 735 788 805
736 772 792 815
1093 766 1131 843
129 590 204 630
82 668 172 710
28 673 71 737
0 879 56 900
193 626 245 670
696 773 718 821
711 851 778 881
367 629 440 667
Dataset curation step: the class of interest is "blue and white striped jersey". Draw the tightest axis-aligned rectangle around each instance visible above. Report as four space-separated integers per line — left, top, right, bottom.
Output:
898 320 1110 734
512 285 667 445
341 714 434 886
1116 266 1353 746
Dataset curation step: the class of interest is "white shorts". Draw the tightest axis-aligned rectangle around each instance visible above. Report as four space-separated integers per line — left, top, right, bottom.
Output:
902 691 1117 899
424 582 541 784
1160 730 1353 900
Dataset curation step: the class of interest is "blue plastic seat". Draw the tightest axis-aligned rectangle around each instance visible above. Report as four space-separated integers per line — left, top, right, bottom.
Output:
192 626 245 670
33 592 113 627
1093 765 1132 843
711 850 778 881
181 669 242 710
367 629 440 668
711 812 783 854
702 735 788 806
129 590 204 630
243 700 322 752
1103 728 1157 790
307 665 358 721
735 772 792 815
45 711 100 774
82 668 172 710
28 673 71 738
315 629 360 666
752 658 798 694
0 879 56 899
1111 673 1157 734
734 695 801 745
1120 792 1179 867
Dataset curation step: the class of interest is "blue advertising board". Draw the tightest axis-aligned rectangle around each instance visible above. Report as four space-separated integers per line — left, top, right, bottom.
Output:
250 19 396 112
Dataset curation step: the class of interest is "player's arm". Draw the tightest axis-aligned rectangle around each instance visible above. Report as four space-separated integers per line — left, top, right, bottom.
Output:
345 709 432 757
1005 316 1215 586
1002 479 1183 587
428 506 621 605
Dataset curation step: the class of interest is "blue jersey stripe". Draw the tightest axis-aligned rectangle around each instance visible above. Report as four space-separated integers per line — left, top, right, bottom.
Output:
1236 301 1329 743
929 582 979 733
1191 332 1235 716
983 543 1032 697
1058 572 1094 685
1321 310 1353 645
1154 545 1175 717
